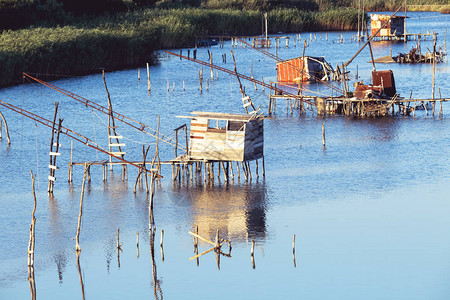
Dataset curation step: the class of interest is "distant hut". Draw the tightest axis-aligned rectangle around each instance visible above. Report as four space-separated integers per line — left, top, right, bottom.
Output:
177 112 264 162
276 56 334 83
370 14 407 40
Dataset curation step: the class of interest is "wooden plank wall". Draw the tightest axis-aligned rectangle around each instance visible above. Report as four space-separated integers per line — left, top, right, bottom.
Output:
188 117 263 162
244 119 264 161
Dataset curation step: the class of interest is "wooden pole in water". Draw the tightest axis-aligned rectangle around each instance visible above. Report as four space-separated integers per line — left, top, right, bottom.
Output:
431 32 437 103
293 234 296 268
251 239 255 269
262 156 265 177
147 63 151 92
28 171 37 267
322 123 326 148
210 53 214 81
48 102 59 194
0 111 11 144
68 140 73 182
117 228 123 250
137 232 140 258
75 163 89 252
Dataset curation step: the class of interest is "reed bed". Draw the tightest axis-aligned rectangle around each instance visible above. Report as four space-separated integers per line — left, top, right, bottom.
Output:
0 7 361 87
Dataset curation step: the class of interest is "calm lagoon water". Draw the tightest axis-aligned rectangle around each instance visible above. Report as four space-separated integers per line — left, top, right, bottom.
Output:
0 12 449 299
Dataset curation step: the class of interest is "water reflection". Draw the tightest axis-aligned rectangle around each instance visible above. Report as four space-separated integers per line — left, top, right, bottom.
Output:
345 117 399 142
149 229 163 300
48 195 68 284
28 266 36 300
53 252 67 284
76 252 86 300
173 181 268 243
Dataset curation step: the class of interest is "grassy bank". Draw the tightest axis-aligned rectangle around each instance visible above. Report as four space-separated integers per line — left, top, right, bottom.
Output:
0 7 362 87
408 5 450 13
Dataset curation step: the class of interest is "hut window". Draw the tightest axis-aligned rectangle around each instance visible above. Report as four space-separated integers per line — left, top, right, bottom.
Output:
208 119 227 130
227 121 245 131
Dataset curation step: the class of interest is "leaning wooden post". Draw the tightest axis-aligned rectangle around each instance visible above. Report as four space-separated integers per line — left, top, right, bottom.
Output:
47 102 59 194
48 118 63 194
322 123 326 148
75 163 89 252
28 171 37 267
0 111 11 145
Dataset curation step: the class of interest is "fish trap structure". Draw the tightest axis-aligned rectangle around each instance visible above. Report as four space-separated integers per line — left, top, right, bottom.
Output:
171 112 265 182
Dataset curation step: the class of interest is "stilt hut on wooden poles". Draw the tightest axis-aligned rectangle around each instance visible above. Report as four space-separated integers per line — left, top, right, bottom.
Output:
172 111 264 181
370 14 406 41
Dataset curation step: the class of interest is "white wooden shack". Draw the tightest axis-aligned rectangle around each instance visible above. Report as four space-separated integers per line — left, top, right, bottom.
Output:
177 112 264 162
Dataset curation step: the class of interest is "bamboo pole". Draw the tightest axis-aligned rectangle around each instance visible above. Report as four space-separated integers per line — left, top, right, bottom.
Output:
75 163 89 252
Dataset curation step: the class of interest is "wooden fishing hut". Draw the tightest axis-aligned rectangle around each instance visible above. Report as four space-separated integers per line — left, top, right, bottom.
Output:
370 14 406 41
276 56 333 83
370 14 434 42
173 112 264 182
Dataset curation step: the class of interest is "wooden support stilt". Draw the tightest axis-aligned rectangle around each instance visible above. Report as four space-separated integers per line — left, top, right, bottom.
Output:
236 161 240 179
230 161 234 180
241 161 247 181
262 156 265 177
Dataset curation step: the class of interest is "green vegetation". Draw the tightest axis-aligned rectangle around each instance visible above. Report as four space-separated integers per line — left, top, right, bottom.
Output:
0 0 445 87
0 6 362 87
